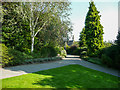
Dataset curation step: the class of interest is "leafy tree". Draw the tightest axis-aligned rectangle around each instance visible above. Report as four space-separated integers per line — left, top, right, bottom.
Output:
84 1 104 55
17 2 72 52
2 2 72 53
79 27 86 47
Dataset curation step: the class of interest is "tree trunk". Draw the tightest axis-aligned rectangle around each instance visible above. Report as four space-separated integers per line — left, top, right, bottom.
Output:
31 36 34 53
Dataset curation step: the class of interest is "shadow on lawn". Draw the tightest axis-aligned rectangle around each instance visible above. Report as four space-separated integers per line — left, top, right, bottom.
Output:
32 65 119 88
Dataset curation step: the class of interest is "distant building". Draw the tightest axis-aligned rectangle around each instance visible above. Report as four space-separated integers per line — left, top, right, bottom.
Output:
67 35 74 46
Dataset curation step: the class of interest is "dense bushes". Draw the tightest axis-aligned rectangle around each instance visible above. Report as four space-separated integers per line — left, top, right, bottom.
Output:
101 45 120 69
66 45 87 58
2 43 34 67
1 43 64 67
40 45 57 57
66 45 80 55
56 46 67 57
2 43 13 67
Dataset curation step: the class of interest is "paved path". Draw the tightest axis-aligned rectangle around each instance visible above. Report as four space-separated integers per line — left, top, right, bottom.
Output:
0 55 120 79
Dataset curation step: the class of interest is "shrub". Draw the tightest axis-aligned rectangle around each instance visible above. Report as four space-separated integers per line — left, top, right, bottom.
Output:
66 45 80 55
103 45 119 60
61 50 67 57
55 46 67 57
8 48 33 66
1 43 13 67
103 41 113 48
67 45 77 54
65 43 70 50
101 45 120 69
72 47 80 55
80 46 88 58
40 45 57 57
101 54 113 67
1 43 62 67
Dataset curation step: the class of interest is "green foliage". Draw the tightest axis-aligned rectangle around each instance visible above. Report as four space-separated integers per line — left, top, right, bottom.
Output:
2 2 31 52
84 1 104 55
65 43 70 50
79 46 88 58
40 44 57 57
55 46 67 57
8 49 33 66
61 50 67 58
72 41 79 47
2 2 72 53
66 45 80 55
115 31 120 46
101 45 120 69
1 43 62 67
79 28 86 47
104 41 113 48
101 54 113 67
1 43 13 67
82 57 102 65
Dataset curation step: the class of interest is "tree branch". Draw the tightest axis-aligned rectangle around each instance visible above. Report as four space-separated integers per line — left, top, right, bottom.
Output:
34 20 48 37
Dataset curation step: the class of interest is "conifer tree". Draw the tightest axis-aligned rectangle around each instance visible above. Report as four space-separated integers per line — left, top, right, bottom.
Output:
79 28 86 47
115 31 120 46
84 1 104 55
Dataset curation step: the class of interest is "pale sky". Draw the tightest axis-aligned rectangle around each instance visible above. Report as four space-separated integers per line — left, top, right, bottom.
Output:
69 0 118 42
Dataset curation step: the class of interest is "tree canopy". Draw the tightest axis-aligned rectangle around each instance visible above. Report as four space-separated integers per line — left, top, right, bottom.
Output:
2 2 72 53
84 1 104 55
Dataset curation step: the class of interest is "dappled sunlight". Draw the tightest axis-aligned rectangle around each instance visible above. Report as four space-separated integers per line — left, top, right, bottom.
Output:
72 70 76 72
30 65 119 88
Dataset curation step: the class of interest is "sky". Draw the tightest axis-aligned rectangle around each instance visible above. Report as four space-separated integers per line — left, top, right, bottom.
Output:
69 0 118 42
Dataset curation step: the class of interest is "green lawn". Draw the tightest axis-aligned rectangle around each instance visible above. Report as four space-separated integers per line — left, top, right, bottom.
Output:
2 64 120 88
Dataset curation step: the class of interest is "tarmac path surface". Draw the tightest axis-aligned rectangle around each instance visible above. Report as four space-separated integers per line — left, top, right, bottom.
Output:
0 55 120 79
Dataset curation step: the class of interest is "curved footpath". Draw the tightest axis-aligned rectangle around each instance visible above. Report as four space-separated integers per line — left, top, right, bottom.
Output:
0 55 120 79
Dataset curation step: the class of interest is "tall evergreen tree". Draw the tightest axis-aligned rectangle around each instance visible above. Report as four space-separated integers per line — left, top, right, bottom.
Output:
84 1 104 55
79 27 86 47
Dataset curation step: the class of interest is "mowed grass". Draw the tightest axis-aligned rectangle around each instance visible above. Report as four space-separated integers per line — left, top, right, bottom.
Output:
2 64 120 88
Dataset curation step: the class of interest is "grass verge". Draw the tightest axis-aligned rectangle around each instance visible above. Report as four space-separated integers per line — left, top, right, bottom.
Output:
82 57 103 65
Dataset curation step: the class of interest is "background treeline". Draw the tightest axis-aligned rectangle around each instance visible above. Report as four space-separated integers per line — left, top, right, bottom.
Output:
1 2 72 67
66 1 120 70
